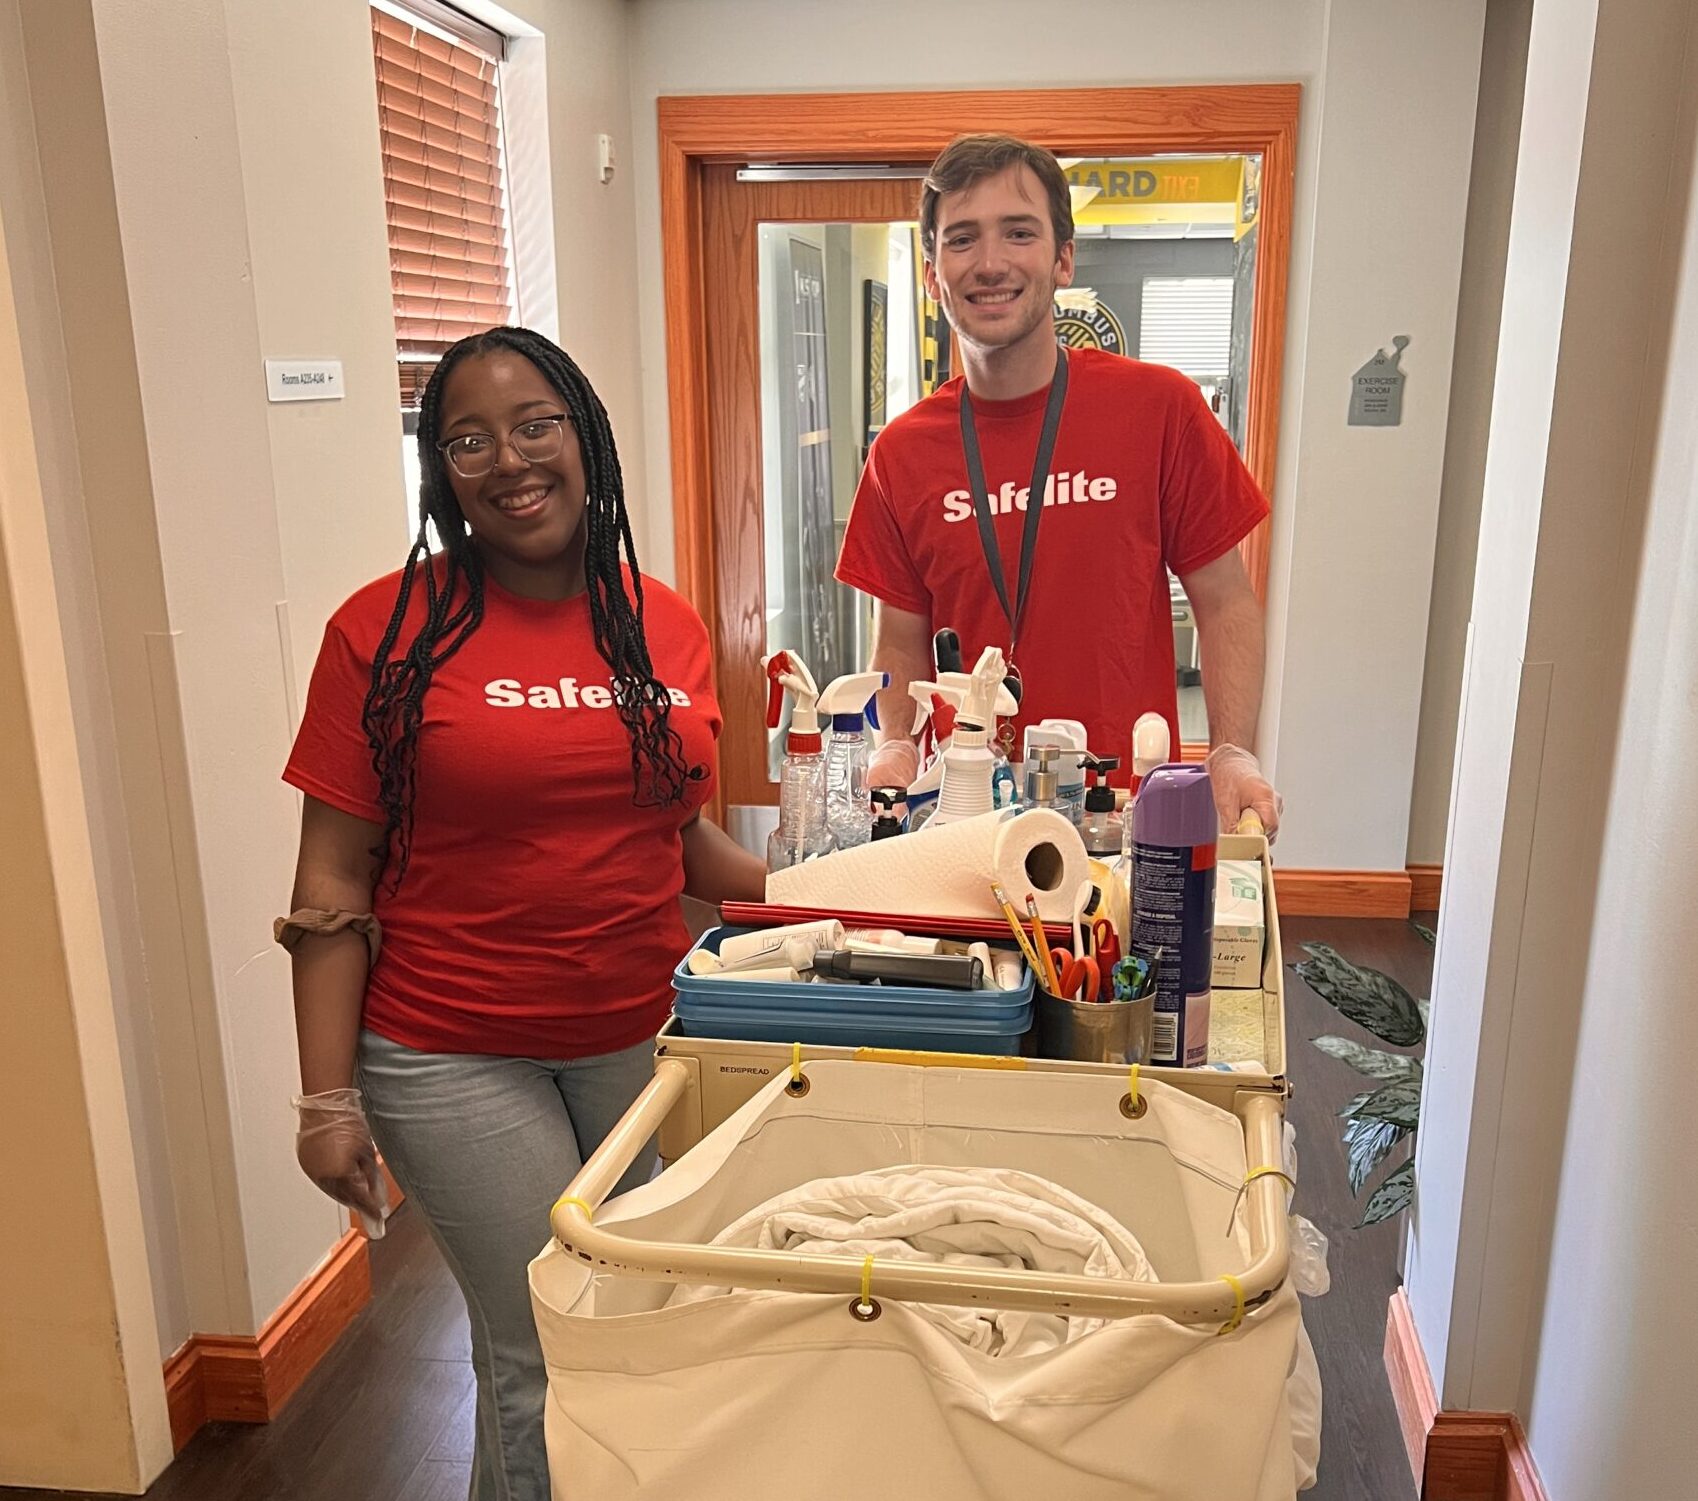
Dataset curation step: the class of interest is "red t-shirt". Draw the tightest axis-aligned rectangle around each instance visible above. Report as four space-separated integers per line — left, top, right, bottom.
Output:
836 349 1268 773
284 562 718 1058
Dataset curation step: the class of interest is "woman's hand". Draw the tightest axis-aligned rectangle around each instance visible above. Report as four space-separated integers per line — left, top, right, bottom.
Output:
681 812 768 906
294 1087 389 1232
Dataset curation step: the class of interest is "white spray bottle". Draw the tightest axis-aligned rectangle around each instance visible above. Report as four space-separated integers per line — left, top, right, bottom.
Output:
916 646 1020 828
901 682 947 832
817 670 889 850
762 650 834 872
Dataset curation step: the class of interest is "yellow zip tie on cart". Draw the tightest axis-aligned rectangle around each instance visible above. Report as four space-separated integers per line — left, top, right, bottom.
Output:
1216 1273 1246 1336
790 1042 803 1084
553 1194 594 1223
1128 1063 1140 1107
859 1254 875 1313
1226 1164 1298 1235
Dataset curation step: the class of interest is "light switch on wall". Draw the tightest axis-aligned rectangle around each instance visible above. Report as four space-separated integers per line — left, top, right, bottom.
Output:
597 133 616 184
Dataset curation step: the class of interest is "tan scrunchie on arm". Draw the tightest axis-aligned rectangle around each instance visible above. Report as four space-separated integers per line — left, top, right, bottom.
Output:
274 909 383 965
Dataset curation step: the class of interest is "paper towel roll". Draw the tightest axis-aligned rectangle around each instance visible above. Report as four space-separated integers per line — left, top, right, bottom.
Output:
765 808 1090 924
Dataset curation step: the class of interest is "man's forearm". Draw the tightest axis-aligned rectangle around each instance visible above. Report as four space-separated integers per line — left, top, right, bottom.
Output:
1194 592 1264 751
869 637 930 747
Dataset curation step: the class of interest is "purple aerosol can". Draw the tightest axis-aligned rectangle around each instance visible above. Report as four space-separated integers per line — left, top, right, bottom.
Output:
1131 764 1217 1068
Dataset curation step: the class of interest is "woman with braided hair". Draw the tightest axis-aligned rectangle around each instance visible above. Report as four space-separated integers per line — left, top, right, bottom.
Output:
279 327 764 1499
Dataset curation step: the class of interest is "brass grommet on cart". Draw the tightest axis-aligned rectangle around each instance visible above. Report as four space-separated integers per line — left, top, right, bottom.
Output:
848 1296 882 1322
1119 1092 1148 1119
786 1073 811 1097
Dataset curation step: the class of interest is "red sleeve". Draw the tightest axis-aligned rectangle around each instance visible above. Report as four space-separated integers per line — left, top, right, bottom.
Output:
283 616 384 823
1161 385 1271 577
834 438 932 614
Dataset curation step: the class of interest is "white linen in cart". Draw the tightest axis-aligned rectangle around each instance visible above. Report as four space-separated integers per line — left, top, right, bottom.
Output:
531 1062 1320 1500
665 1164 1156 1356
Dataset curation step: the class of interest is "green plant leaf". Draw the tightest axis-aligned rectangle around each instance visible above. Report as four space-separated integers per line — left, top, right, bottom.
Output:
1293 943 1425 1045
1338 1088 1378 1120
1359 1161 1416 1226
1343 1078 1422 1129
1411 922 1437 947
1343 1114 1410 1195
1313 1035 1422 1082
1418 997 1431 1031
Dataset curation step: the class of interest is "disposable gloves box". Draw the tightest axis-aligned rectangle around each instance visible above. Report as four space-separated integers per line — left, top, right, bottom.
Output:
1212 858 1265 989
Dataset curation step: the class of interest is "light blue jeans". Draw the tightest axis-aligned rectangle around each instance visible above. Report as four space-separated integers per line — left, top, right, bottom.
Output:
357 1029 658 1501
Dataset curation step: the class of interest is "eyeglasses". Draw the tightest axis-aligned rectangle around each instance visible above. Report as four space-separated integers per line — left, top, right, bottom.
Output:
437 415 569 479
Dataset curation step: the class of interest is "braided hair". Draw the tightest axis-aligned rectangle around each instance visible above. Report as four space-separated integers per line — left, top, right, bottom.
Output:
361 327 694 890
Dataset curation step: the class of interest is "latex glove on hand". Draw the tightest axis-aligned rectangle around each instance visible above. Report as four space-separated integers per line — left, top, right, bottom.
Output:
1206 743 1282 841
866 738 921 794
294 1087 390 1238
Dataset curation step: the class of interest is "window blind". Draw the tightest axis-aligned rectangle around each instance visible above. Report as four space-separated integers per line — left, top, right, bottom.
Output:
371 5 514 408
1138 276 1234 379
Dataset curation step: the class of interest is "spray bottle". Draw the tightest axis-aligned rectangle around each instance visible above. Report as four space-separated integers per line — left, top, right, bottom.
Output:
762 650 834 872
817 671 889 851
902 683 947 833
916 646 1020 828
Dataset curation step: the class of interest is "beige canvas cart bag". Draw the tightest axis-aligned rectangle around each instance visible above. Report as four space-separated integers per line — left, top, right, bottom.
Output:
530 1058 1318 1500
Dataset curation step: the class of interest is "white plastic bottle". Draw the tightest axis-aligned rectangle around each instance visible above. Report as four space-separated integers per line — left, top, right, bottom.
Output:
762 651 835 872
920 647 1020 827
1025 720 1089 826
817 671 889 851
1119 711 1173 867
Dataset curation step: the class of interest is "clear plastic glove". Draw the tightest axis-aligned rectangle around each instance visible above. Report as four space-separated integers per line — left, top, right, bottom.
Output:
1206 743 1282 841
1289 1214 1331 1297
293 1087 389 1238
866 738 921 793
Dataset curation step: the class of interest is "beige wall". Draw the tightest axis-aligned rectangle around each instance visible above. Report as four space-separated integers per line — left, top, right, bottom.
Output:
0 158 171 1491
2 0 648 1377
1405 9 1698 1488
1525 14 1698 1477
6 0 251 1357
626 0 1488 872
1406 0 1533 866
224 0 413 704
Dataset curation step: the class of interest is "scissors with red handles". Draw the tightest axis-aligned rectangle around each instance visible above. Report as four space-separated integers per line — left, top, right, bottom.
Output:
1049 948 1100 1004
1088 918 1120 1000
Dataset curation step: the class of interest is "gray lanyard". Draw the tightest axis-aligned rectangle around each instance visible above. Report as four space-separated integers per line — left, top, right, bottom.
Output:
957 348 1070 671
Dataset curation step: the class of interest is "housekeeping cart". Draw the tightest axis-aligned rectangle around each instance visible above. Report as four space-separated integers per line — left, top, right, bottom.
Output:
529 828 1321 1500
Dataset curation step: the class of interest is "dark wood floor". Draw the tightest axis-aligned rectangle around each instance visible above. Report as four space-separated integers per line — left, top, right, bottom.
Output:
1280 914 1429 1501
7 914 1429 1501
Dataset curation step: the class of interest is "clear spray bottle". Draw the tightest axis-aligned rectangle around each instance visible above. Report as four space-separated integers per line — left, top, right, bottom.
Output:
817 670 889 851
762 651 835 872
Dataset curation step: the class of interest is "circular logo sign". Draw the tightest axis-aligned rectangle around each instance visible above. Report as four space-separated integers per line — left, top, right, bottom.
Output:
1054 296 1127 355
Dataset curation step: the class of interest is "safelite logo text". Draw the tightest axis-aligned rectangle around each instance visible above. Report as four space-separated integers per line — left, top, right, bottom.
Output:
484 677 695 710
941 469 1118 523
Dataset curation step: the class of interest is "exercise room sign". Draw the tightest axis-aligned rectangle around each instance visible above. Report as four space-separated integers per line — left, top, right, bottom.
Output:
1349 337 1409 427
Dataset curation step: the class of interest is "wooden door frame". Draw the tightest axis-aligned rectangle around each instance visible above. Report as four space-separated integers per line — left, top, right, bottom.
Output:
658 85 1300 794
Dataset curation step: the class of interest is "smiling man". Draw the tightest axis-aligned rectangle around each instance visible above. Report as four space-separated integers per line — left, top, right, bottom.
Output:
835 133 1281 834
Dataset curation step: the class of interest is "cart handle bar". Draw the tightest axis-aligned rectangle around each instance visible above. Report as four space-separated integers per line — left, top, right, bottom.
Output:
549 1058 1289 1326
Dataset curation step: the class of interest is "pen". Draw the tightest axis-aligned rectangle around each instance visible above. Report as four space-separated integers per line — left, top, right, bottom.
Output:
1025 894 1064 996
989 882 1045 977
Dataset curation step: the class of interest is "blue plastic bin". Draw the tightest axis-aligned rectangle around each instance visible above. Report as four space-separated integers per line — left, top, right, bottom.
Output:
670 926 1034 1055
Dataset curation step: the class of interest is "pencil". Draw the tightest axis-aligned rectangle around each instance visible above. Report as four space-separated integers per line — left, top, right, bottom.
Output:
1024 894 1064 996
989 882 1045 978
